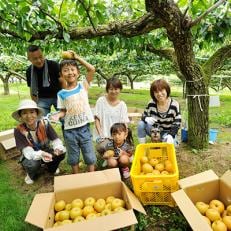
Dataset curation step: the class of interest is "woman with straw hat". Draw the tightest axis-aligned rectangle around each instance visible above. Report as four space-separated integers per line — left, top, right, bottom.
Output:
12 99 66 184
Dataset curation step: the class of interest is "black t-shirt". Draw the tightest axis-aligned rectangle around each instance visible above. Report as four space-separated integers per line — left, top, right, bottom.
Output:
26 60 61 98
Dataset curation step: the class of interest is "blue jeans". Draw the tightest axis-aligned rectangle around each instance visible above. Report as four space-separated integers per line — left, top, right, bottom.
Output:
137 120 153 138
64 124 96 166
137 120 178 146
21 153 65 180
38 98 58 116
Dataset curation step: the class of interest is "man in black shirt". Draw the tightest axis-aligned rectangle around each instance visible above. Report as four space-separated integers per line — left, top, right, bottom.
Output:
26 45 65 115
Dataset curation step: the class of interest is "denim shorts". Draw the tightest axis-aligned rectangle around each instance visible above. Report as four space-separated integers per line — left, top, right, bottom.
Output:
64 124 96 166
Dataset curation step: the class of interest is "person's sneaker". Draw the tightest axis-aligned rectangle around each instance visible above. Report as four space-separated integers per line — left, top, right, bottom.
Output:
121 167 130 179
54 168 60 175
24 174 34 184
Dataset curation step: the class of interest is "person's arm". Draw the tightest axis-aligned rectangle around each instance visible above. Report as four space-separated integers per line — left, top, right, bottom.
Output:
59 77 67 89
22 147 51 160
141 101 157 124
73 53 95 84
46 123 66 155
50 109 66 121
120 102 130 124
95 117 103 137
30 89 38 102
118 148 132 157
14 128 52 161
169 100 182 137
26 67 38 102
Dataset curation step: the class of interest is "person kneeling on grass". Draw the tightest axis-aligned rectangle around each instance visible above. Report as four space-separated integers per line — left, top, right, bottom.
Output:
12 99 66 185
97 123 134 179
137 79 181 146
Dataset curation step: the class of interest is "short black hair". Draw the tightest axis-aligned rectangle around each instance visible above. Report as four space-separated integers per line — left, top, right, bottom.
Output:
27 45 41 53
106 77 123 92
60 59 79 71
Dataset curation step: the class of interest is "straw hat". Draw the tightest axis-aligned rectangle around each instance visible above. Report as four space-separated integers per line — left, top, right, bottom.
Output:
12 99 44 121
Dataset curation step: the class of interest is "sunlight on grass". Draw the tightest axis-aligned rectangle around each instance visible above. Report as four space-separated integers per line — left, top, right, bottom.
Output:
0 161 40 231
0 82 230 230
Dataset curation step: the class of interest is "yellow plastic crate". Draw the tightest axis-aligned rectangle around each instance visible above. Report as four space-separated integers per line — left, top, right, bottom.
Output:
130 143 179 207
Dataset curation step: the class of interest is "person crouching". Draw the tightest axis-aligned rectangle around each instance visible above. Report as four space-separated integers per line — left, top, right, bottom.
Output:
12 99 66 185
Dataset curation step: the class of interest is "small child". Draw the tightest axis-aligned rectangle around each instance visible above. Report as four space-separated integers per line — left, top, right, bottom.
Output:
100 123 134 179
12 99 66 184
51 50 96 174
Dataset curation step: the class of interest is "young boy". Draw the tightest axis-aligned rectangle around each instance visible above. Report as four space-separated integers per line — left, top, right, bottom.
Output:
51 51 96 174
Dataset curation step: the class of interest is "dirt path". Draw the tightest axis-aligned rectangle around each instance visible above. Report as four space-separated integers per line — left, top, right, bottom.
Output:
177 141 231 178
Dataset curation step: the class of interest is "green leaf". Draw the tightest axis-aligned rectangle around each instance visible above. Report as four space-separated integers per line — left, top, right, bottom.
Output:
191 149 198 154
95 10 104 24
177 0 188 8
63 31 70 42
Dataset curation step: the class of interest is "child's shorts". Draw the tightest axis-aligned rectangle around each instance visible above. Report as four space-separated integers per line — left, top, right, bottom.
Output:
64 124 96 166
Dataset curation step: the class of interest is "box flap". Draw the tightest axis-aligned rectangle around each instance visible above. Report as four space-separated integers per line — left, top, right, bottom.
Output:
0 129 14 141
25 193 54 229
45 210 137 231
54 168 121 192
221 170 231 186
122 182 146 215
172 190 212 231
0 138 16 150
179 170 218 189
220 170 231 205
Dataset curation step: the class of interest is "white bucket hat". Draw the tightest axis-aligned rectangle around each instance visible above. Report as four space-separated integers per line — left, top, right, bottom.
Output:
12 99 44 122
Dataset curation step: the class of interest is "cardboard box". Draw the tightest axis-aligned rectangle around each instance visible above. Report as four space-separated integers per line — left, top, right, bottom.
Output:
0 129 20 160
172 170 231 231
25 168 146 230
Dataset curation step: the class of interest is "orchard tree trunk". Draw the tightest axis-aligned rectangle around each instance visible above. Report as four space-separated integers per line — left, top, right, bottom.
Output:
3 79 10 95
0 74 11 95
171 34 209 148
148 0 210 148
130 80 134 90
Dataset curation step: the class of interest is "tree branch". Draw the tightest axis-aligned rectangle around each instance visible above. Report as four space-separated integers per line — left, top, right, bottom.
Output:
202 44 231 82
145 44 185 82
9 70 26 81
58 0 65 20
146 44 176 62
96 68 108 79
112 72 129 78
0 15 17 27
25 0 63 31
28 13 162 41
78 0 97 32
0 28 24 40
0 15 33 35
187 0 226 28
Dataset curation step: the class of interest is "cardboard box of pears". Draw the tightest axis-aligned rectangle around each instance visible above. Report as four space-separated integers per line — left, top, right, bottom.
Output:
25 168 146 231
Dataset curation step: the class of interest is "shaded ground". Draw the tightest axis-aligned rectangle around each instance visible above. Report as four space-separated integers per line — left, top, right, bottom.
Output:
8 141 230 193
177 141 231 178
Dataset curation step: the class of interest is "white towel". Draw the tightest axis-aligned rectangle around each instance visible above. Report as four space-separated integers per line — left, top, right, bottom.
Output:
31 59 50 96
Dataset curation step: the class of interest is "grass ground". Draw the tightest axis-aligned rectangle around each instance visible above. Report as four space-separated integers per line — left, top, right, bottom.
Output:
0 83 230 230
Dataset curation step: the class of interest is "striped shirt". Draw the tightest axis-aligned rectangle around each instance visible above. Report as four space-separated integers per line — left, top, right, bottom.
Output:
141 98 181 137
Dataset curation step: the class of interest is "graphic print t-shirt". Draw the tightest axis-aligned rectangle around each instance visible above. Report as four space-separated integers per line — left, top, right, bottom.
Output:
57 81 94 130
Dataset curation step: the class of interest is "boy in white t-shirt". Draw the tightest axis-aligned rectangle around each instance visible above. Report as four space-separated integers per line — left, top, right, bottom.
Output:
51 51 96 174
